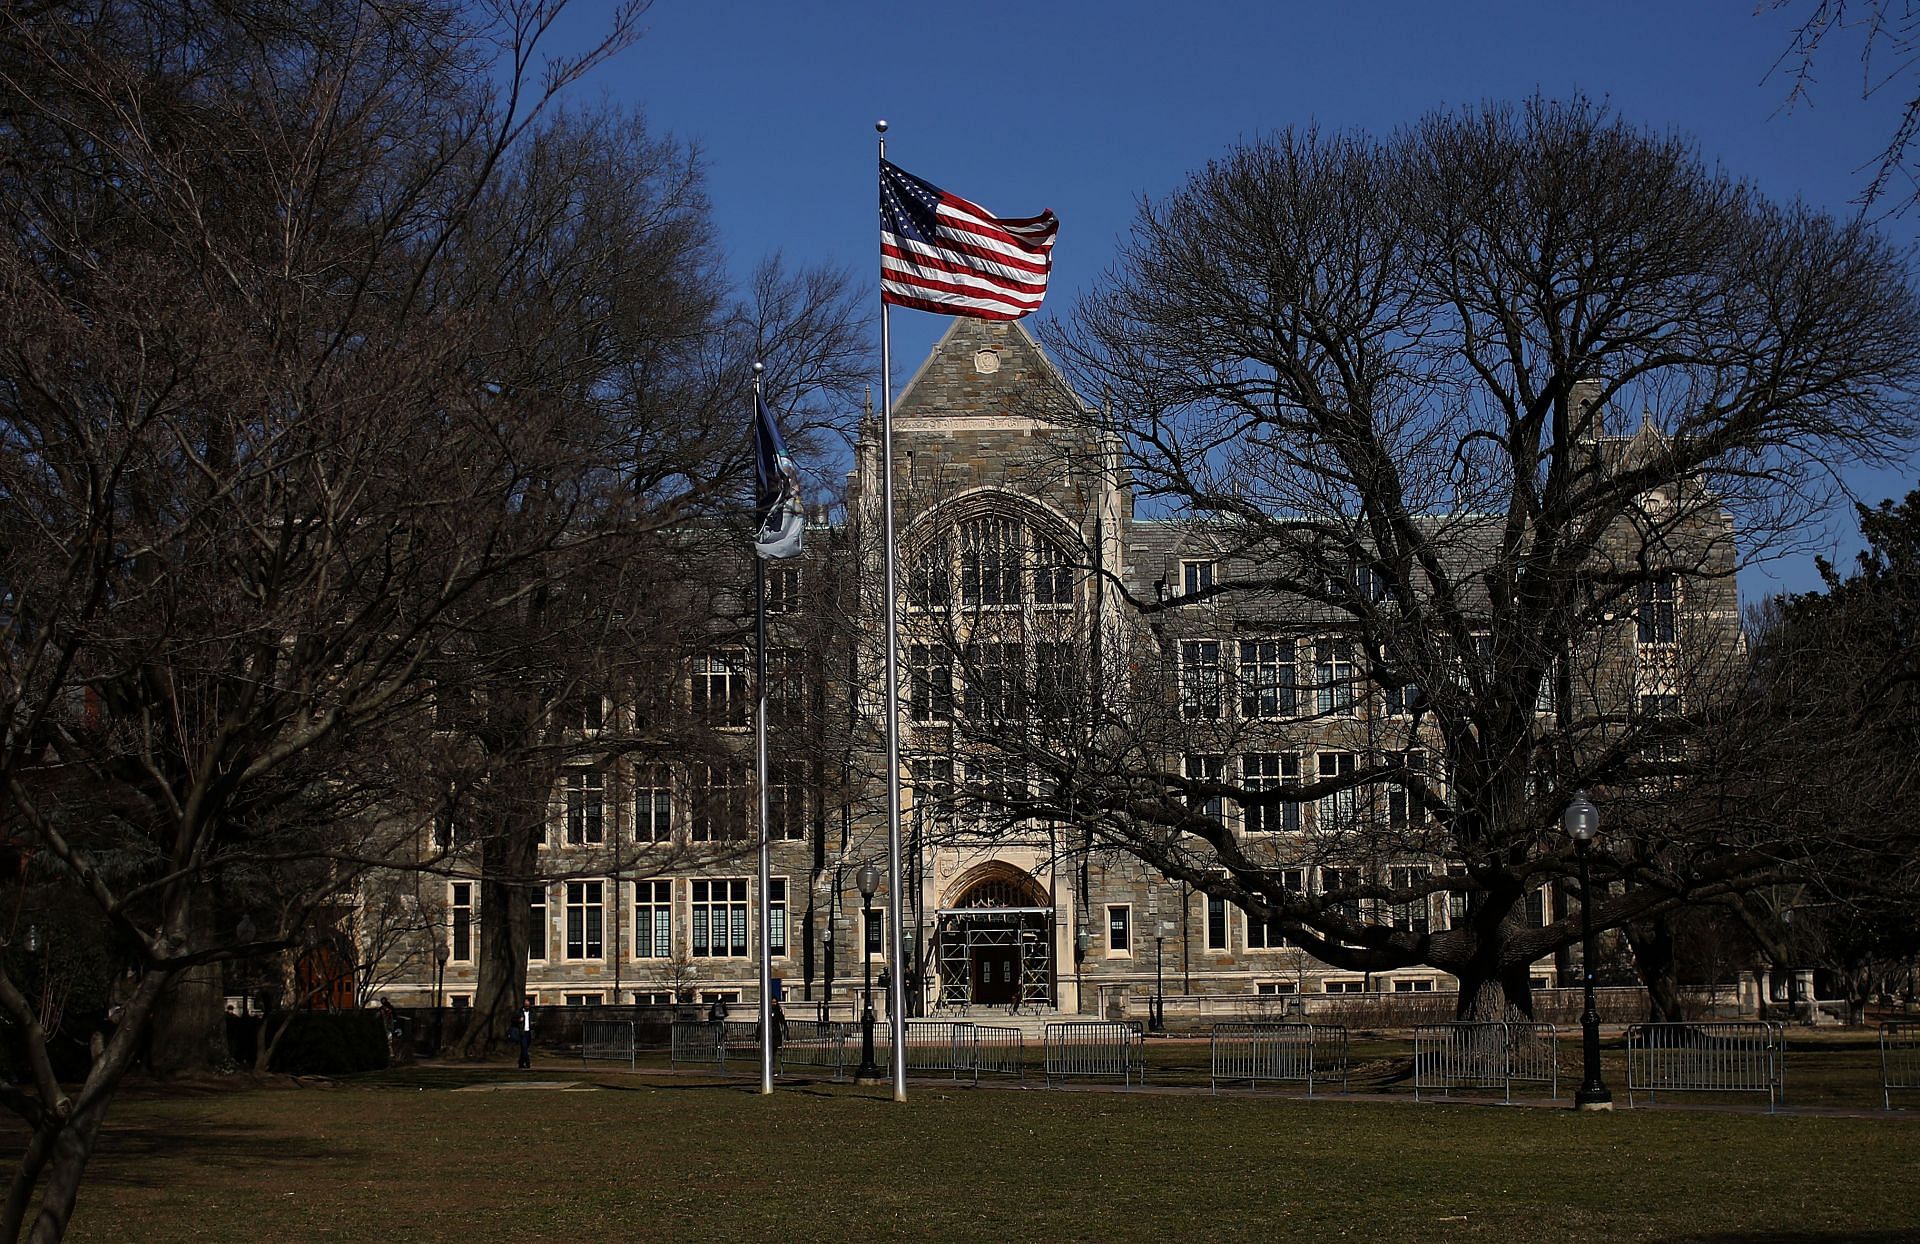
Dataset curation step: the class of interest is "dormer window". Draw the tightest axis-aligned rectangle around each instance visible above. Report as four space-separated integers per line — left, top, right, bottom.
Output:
1182 559 1215 597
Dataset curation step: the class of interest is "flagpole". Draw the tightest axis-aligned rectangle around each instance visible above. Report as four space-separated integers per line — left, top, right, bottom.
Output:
876 119 908 1102
753 361 774 1097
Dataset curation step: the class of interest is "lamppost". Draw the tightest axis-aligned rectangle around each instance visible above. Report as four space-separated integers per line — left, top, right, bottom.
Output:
432 940 449 1058
1562 791 1613 1111
853 864 883 1084
1151 920 1174 1034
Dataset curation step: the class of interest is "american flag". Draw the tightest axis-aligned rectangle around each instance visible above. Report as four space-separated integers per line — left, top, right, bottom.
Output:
880 160 1057 321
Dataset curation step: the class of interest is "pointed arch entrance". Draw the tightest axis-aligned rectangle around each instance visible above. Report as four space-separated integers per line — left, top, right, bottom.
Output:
935 862 1053 1011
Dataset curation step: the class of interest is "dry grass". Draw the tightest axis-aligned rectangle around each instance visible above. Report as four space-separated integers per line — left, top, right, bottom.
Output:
8 1039 1916 1243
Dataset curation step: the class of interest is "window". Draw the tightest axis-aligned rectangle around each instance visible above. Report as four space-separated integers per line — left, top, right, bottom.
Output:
1390 865 1430 935
909 644 954 722
1206 895 1229 950
567 695 605 732
528 887 548 961
691 878 749 957
692 651 748 726
864 907 885 957
1387 752 1427 828
564 993 604 1007
909 537 953 609
1393 978 1435 993
1242 752 1301 833
1238 639 1296 719
1033 537 1074 606
965 753 1030 816
911 757 954 834
1185 753 1224 820
1525 886 1550 929
565 881 605 960
1106 904 1131 954
765 565 800 615
691 762 748 841
1180 640 1222 719
768 763 807 841
1639 692 1681 718
633 991 673 1006
635 879 672 958
1033 641 1076 718
433 806 459 852
960 516 1022 606
1446 863 1470 927
966 642 1025 721
1638 576 1677 645
1386 681 1424 716
1324 979 1366 994
1181 559 1215 597
767 647 805 726
1256 981 1297 995
1320 867 1363 922
450 995 471 1009
564 770 604 845
450 882 473 963
1316 752 1357 826
635 765 673 844
1350 562 1387 603
1245 869 1303 949
1314 639 1355 716
769 878 788 958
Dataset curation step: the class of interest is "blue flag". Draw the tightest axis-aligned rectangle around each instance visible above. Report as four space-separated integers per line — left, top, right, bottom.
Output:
753 392 804 559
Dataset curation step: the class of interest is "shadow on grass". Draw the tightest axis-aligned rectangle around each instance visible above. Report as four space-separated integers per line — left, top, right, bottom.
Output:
72 1121 343 1192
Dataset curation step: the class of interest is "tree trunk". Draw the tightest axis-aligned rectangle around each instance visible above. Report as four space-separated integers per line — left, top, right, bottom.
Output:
1453 956 1537 1022
2 1128 52 1244
146 888 227 1076
456 807 535 1060
1625 915 1687 1023
23 1087 116 1244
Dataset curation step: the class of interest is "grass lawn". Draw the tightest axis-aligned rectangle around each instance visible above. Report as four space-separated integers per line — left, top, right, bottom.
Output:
12 1047 1918 1243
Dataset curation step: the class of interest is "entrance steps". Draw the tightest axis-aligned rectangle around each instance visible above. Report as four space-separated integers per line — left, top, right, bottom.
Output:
914 1009 1085 1039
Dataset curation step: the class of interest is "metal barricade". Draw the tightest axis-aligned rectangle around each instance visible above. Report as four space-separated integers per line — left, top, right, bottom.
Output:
778 1020 849 1081
1627 1022 1786 1112
1209 1022 1349 1095
972 1024 1025 1081
670 1020 725 1070
897 1020 978 1081
671 1019 781 1075
1413 1021 1561 1103
580 1020 636 1068
1881 1022 1920 1110
1044 1020 1145 1087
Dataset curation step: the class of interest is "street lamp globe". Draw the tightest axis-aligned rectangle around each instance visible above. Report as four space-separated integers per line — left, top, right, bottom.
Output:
856 863 880 900
435 941 450 967
1562 791 1599 843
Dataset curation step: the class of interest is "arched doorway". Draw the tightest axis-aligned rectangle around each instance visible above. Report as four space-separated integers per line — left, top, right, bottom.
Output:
935 863 1052 1011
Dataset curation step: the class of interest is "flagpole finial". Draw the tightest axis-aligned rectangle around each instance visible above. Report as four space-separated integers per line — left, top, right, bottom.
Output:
752 361 764 374
875 119 888 133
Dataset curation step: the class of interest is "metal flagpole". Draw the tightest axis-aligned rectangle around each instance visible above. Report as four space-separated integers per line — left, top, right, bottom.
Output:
876 119 907 1102
753 362 774 1096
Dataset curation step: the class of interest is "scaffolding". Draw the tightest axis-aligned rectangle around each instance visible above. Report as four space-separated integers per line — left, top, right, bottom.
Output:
933 906 1053 1011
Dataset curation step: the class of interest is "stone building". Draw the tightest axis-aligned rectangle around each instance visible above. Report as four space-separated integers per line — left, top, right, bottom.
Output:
385 316 1741 1020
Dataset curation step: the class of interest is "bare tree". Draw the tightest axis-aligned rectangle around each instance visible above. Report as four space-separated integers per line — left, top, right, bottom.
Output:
1770 0 1920 211
986 97 1920 1021
0 0 870 1235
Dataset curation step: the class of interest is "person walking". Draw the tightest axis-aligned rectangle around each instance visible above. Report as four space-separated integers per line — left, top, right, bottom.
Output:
515 1005 533 1070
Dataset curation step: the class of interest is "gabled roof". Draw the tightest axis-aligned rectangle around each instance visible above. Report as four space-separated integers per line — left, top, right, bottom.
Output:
891 316 1085 426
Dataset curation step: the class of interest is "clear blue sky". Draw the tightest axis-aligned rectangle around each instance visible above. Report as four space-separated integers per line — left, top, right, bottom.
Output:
547 1 1918 600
